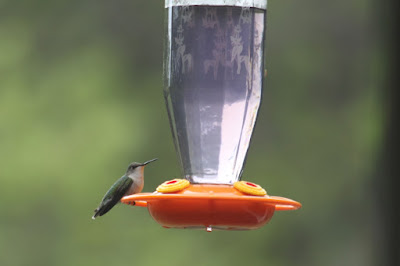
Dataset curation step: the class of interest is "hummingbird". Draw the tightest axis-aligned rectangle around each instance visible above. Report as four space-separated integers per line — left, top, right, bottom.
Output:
92 158 158 219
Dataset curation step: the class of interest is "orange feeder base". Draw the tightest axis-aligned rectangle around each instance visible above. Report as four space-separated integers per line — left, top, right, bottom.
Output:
121 184 301 231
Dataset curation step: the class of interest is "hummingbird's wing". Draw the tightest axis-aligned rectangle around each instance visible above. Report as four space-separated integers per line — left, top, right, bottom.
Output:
92 176 133 219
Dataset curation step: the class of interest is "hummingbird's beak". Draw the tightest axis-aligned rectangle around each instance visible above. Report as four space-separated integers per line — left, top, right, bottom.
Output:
142 158 158 166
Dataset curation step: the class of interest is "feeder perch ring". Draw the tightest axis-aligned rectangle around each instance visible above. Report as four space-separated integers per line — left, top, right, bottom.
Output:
122 184 301 231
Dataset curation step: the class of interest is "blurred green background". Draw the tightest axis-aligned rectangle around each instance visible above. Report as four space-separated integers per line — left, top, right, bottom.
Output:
0 0 388 265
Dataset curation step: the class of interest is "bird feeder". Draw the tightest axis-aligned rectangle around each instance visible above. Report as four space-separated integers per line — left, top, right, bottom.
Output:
122 0 301 231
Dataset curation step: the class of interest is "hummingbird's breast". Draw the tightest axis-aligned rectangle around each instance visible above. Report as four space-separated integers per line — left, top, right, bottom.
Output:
126 167 145 195
131 178 144 194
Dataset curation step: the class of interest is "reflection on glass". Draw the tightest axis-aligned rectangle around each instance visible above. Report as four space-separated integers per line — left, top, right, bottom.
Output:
164 6 266 184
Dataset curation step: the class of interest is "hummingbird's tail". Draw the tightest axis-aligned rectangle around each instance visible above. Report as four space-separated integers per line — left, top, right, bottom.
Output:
92 206 105 220
92 209 99 220
92 199 118 220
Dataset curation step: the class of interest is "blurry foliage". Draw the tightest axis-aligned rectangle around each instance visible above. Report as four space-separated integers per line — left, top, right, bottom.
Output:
0 0 383 266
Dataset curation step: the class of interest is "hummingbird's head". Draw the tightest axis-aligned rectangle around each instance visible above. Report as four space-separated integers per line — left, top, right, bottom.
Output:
125 158 158 178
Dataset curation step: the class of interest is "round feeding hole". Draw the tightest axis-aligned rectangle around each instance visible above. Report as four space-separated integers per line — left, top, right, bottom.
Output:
246 182 257 187
166 180 178 185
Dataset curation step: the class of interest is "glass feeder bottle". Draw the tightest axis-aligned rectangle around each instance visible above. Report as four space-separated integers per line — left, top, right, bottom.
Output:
164 0 267 184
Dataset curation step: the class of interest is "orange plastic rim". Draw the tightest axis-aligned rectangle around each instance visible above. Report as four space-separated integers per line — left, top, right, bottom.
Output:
122 184 301 230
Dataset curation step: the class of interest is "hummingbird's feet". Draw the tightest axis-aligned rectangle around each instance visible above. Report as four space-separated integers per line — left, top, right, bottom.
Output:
126 201 136 206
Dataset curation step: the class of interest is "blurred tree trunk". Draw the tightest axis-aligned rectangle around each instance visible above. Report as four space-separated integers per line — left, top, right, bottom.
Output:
377 0 400 265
